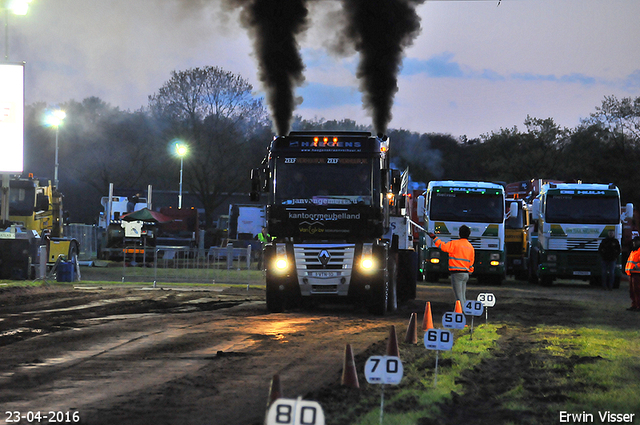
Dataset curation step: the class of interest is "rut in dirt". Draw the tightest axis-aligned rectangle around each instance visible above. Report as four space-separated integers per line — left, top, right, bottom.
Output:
415 325 603 425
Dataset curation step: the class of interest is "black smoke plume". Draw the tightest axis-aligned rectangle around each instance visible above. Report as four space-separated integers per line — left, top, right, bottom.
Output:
339 0 425 134
226 0 309 136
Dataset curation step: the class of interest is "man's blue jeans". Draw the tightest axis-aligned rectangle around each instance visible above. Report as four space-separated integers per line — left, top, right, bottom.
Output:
601 259 616 290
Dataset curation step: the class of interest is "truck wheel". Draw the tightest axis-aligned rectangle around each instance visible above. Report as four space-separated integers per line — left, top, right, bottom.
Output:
397 251 418 301
540 276 553 287
266 278 286 313
387 258 398 312
528 255 539 285
368 278 388 316
426 272 439 283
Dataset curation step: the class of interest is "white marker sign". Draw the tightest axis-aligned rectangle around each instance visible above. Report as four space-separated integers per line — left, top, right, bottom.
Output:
424 329 454 351
364 355 403 385
477 293 496 307
266 398 325 425
463 300 484 316
442 312 466 329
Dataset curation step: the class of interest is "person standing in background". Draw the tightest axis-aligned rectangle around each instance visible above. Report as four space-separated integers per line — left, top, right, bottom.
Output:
428 225 475 306
598 229 621 290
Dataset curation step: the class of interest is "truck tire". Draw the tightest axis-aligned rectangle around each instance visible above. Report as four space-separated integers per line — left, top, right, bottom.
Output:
368 277 388 316
387 257 398 312
266 277 286 313
528 253 539 285
425 272 439 283
397 250 418 301
540 276 553 287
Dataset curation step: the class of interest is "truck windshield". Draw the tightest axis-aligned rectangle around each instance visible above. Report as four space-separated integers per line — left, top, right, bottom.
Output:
545 195 619 224
274 157 373 205
3 187 35 216
430 192 504 223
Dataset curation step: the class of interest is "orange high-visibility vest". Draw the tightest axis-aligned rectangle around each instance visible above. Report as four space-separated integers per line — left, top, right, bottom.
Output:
625 248 640 275
434 237 475 273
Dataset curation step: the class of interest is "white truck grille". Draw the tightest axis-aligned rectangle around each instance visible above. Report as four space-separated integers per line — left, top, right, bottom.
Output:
294 244 355 296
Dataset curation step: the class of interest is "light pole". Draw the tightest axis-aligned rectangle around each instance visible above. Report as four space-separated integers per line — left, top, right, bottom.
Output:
175 143 188 209
45 109 66 189
3 0 32 61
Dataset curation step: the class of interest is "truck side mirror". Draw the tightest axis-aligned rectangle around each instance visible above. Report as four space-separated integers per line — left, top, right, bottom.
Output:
381 169 390 193
624 203 634 221
417 195 425 219
390 169 401 195
532 198 540 220
509 201 518 219
250 168 260 202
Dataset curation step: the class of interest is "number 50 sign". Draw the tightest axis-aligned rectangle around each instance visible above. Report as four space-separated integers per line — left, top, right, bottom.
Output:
266 397 325 425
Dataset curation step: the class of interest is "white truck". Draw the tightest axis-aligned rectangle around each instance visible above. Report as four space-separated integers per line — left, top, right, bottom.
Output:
417 180 516 285
529 182 633 287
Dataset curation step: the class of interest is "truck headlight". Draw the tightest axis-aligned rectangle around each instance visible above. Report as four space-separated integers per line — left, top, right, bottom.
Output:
275 245 288 270
360 244 374 271
275 258 288 270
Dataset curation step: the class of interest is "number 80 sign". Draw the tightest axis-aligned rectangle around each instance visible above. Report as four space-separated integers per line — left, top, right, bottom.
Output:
266 398 325 425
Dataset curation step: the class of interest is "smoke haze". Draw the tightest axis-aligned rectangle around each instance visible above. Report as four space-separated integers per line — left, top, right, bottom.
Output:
338 0 426 134
225 0 309 136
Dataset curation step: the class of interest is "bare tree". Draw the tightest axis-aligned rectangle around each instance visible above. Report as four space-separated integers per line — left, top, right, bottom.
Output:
148 66 270 227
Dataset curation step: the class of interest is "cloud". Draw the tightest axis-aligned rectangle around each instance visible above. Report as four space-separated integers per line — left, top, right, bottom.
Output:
298 82 360 109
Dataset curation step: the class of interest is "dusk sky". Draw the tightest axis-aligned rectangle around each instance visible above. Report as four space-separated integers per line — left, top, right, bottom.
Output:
8 0 640 138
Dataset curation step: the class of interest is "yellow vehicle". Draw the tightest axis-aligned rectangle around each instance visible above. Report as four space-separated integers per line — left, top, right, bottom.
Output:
0 174 78 279
504 197 530 280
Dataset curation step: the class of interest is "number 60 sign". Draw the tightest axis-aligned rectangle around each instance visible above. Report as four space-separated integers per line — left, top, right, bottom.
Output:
423 328 454 351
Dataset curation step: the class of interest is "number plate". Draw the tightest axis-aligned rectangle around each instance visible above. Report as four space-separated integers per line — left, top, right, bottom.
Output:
573 271 591 276
266 398 325 425
364 355 404 385
309 271 338 278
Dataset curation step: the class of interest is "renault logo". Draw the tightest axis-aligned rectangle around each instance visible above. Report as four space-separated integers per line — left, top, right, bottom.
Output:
318 250 331 267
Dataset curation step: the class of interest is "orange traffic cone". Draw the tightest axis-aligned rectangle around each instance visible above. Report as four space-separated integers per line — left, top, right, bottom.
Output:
422 301 434 330
455 300 463 314
266 374 282 408
341 344 360 388
386 325 399 357
404 312 418 344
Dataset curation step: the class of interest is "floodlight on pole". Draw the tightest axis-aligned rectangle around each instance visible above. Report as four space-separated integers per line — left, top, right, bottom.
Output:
3 0 32 60
175 142 188 209
45 109 66 189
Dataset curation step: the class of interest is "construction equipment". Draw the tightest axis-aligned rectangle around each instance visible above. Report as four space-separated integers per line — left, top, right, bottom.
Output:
0 174 78 279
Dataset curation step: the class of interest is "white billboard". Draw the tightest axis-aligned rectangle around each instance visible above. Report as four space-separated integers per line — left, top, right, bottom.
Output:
0 63 24 173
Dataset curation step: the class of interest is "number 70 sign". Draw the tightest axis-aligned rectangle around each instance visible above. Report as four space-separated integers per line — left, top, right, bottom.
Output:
364 355 404 385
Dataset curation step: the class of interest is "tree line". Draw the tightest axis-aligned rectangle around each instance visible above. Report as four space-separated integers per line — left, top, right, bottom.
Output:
23 66 640 226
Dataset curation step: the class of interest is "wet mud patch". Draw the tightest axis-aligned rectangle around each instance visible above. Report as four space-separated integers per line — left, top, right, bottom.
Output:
309 321 611 425
416 325 607 425
0 286 254 347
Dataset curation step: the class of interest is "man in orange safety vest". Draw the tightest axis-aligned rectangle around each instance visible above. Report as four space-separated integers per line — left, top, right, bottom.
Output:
625 236 640 312
428 225 475 306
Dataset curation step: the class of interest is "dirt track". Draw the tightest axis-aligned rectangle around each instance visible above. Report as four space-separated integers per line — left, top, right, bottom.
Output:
0 276 637 425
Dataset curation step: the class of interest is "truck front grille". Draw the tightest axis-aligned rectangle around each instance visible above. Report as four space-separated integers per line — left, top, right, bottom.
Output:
549 238 600 251
294 244 355 296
